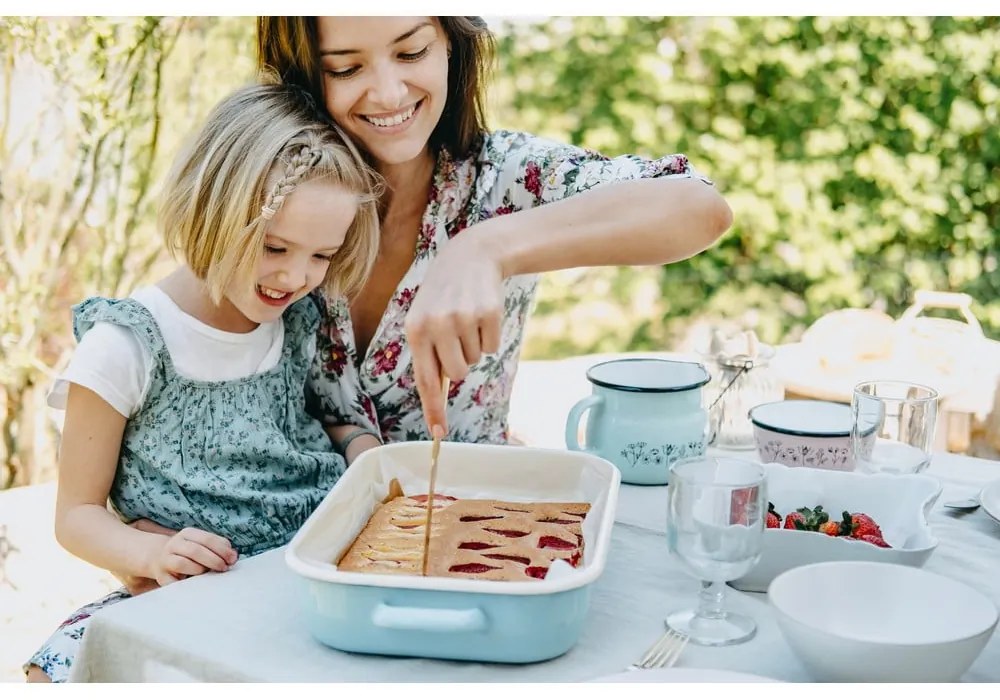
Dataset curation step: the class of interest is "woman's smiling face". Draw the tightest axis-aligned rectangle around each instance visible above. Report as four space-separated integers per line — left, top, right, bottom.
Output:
316 17 450 169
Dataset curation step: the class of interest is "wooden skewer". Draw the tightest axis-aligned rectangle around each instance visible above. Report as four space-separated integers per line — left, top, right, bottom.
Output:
421 374 450 577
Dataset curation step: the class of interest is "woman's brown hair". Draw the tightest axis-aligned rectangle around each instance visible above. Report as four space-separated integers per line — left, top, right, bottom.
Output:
256 17 495 159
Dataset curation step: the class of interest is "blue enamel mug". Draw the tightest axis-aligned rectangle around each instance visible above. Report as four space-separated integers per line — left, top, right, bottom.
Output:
565 358 712 485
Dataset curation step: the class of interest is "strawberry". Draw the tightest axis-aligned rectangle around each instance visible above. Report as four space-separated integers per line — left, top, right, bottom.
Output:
783 512 806 530
730 486 758 526
856 533 891 548
819 520 840 536
783 505 830 532
848 512 883 539
766 502 782 529
819 518 852 537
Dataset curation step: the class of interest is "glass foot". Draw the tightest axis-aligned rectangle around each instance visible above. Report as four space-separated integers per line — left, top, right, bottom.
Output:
665 608 756 646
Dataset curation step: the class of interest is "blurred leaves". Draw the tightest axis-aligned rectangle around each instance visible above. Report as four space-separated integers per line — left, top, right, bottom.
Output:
0 16 254 486
492 16 1000 355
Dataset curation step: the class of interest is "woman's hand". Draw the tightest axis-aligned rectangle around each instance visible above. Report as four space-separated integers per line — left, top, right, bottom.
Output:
404 231 505 433
144 527 238 587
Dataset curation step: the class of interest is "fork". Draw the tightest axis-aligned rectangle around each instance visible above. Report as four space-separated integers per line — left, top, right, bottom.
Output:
628 628 690 671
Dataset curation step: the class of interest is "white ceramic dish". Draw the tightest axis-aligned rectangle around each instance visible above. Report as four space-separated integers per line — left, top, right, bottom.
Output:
981 479 1000 526
769 561 998 682
285 441 620 663
730 462 941 592
590 668 781 683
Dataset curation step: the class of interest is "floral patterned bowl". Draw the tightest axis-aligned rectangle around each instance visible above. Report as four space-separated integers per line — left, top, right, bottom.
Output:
749 399 857 471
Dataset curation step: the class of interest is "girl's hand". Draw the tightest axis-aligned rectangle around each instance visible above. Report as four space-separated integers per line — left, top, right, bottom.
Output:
114 572 161 596
128 518 178 537
404 232 504 433
112 519 181 594
147 527 238 587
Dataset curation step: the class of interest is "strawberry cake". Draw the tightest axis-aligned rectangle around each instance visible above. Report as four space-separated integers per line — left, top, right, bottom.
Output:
337 494 590 581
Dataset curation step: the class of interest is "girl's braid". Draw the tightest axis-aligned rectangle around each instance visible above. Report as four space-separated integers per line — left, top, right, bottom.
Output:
259 143 323 221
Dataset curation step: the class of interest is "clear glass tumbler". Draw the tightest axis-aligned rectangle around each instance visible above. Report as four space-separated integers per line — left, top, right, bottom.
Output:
665 456 766 646
851 380 938 475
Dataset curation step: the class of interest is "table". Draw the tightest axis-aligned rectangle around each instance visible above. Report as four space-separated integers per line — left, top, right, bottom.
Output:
68 450 1000 683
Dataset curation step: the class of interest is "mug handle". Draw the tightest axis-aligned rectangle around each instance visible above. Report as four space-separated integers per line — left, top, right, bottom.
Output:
566 395 602 452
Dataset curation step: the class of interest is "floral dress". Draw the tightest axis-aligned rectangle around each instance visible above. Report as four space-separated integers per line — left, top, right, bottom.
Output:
308 129 715 444
27 295 344 682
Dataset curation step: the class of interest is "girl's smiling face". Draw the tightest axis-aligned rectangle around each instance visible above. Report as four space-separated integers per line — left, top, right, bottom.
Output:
227 179 356 326
316 17 450 169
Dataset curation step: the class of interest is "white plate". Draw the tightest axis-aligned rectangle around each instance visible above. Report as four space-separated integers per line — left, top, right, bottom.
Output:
981 479 1000 526
590 668 781 683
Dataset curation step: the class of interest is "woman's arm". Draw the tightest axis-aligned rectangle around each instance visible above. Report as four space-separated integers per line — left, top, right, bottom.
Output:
476 176 732 276
56 384 237 586
405 176 733 430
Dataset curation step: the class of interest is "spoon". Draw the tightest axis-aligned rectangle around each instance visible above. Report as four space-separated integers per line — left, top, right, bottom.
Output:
943 493 981 511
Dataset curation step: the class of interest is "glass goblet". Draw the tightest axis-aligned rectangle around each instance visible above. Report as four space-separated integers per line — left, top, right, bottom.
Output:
665 456 766 646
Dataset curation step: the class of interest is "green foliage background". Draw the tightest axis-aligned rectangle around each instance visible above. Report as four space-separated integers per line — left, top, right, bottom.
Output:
1 16 998 485
492 16 1000 355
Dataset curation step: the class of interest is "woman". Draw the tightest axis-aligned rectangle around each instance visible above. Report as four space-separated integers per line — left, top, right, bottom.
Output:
259 16 733 448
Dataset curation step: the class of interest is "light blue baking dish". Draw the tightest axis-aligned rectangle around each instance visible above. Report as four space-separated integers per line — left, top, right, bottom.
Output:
285 442 620 663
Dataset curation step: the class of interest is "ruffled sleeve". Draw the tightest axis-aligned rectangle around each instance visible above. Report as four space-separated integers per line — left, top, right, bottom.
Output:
72 296 167 359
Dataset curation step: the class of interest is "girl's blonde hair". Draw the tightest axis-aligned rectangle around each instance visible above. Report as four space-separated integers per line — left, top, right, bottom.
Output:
160 81 381 303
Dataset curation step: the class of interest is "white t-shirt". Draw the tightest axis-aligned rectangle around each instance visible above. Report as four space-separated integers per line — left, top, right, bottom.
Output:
48 286 289 418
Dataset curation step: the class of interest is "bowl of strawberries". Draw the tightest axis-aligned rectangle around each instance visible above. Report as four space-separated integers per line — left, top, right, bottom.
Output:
730 462 941 592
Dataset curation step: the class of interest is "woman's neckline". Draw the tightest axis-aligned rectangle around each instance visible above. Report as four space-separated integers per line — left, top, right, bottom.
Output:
376 148 437 225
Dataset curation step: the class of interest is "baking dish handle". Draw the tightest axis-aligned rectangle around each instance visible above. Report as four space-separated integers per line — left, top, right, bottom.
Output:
371 602 489 633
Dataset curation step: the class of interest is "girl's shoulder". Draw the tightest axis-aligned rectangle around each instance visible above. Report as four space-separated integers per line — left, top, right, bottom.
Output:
73 293 161 346
285 294 322 333
280 294 322 363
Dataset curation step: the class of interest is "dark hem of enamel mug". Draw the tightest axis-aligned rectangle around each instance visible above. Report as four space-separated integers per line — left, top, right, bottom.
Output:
585 358 711 393
748 400 878 438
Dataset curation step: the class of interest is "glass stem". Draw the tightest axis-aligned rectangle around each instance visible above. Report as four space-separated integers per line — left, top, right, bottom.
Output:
697 580 727 620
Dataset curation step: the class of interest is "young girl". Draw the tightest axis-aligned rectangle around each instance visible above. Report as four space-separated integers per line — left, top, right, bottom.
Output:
25 81 381 682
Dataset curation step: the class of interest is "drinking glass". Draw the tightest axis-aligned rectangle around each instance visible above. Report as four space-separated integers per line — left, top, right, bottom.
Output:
851 380 938 475
665 456 766 646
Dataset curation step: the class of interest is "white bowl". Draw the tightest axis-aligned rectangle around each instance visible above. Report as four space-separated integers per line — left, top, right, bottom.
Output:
730 462 941 592
769 561 998 682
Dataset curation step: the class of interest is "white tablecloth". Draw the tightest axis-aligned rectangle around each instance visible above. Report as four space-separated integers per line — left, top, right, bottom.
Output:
67 449 1000 683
